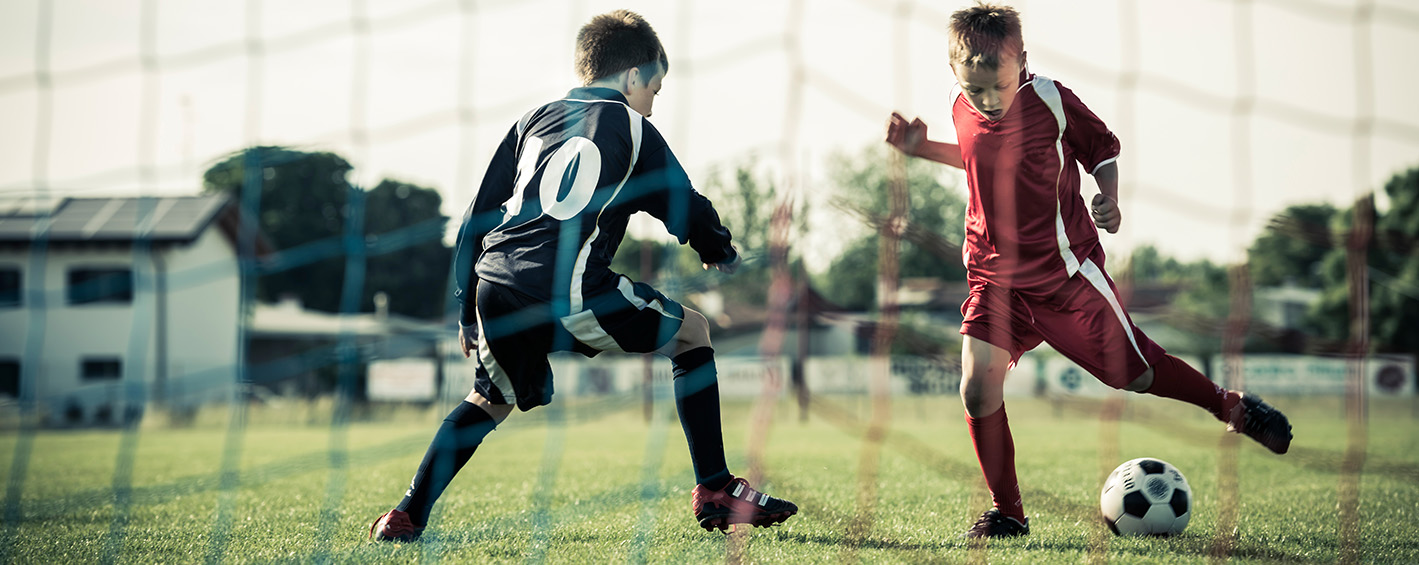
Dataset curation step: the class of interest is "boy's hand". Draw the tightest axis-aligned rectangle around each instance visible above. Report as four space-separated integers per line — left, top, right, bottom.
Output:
886 112 928 157
458 323 477 358
1091 194 1121 234
703 251 742 275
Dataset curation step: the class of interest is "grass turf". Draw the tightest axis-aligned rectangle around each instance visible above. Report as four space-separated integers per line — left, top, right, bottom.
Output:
1 394 1415 563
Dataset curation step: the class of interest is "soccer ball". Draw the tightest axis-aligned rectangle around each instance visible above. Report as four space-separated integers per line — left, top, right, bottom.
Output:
1100 457 1191 536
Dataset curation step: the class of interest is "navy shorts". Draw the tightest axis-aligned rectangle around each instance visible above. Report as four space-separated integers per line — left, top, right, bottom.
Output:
472 277 685 411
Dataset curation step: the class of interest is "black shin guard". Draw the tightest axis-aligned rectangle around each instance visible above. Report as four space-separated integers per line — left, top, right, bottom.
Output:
672 347 731 491
396 401 497 525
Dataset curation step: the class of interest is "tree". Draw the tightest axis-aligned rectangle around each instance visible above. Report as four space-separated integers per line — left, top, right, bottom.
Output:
610 158 795 308
1247 203 1337 288
695 159 786 307
203 146 451 319
1310 166 1419 354
815 145 967 310
1123 244 1236 354
1371 167 1419 353
363 179 452 320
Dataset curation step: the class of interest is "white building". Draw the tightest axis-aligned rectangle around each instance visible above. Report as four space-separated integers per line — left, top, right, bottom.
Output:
0 195 258 425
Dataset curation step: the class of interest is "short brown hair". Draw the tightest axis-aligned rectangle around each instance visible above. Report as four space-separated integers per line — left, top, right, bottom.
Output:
574 10 669 85
948 2 1024 69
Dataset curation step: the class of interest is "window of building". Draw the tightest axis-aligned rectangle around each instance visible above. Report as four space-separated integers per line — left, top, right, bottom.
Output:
81 357 122 381
68 268 132 305
0 359 18 398
0 267 19 307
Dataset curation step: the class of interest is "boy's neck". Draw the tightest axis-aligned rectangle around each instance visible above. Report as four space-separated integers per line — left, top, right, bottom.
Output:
586 77 630 98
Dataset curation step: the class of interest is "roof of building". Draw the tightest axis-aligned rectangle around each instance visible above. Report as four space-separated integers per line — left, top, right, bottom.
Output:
0 195 232 243
248 297 447 339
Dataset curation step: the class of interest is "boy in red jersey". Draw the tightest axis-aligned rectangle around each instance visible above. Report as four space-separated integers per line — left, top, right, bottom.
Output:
886 2 1291 538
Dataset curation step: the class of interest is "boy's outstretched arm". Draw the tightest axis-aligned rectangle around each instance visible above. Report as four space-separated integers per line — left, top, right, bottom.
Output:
633 141 739 271
1090 161 1121 234
886 112 964 169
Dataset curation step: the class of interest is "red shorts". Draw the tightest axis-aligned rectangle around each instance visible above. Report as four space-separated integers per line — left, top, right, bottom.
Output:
960 260 1167 389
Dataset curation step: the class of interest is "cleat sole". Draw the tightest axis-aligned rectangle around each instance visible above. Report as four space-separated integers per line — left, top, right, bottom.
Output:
697 510 797 532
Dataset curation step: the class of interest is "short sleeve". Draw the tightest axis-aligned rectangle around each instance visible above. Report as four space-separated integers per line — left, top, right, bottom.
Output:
1058 83 1121 174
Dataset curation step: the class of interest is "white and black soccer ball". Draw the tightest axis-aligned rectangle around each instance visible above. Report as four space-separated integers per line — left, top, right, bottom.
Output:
1100 457 1191 536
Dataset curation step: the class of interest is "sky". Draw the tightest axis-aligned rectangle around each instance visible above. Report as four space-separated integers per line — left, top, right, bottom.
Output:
1 0 1417 273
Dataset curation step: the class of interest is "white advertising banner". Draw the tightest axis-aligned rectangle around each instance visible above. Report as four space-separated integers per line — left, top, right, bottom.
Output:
367 358 437 401
1209 354 1415 396
432 353 1416 402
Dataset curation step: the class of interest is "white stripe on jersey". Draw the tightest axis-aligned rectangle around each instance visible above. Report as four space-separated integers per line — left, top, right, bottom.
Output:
1078 258 1147 363
1032 76 1082 279
567 103 643 314
559 103 645 350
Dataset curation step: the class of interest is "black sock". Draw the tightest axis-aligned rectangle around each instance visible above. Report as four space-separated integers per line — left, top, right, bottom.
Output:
672 347 732 491
395 401 497 525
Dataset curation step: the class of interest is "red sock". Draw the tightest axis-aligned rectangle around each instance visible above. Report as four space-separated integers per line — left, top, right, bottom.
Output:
965 405 1025 523
1144 355 1240 422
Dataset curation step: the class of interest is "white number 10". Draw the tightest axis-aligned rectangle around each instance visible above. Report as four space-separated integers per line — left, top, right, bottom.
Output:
504 135 602 222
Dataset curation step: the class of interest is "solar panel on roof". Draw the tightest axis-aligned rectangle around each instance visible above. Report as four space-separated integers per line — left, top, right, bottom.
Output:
0 195 230 243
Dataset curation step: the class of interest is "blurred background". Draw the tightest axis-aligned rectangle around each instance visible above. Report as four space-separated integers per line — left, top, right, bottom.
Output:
0 0 1417 424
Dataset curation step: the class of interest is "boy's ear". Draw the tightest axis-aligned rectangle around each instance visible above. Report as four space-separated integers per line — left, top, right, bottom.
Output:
1018 51 1028 71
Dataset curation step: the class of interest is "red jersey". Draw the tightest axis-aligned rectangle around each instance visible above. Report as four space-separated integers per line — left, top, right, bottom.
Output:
953 70 1120 294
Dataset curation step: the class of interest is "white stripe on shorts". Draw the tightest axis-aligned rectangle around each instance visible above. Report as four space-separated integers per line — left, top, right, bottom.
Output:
476 308 518 403
1077 258 1146 363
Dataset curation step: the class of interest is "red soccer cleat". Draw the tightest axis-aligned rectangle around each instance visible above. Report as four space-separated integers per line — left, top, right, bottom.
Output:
369 509 424 542
691 476 798 532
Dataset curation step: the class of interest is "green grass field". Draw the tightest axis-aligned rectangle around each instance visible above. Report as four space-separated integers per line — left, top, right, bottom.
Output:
1 393 1416 564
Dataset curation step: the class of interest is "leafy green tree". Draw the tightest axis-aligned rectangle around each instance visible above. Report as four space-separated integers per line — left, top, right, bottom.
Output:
1311 166 1419 354
696 159 785 306
1371 167 1419 353
1123 244 1236 354
363 179 452 319
204 147 354 313
815 145 967 310
203 147 451 319
1247 204 1337 288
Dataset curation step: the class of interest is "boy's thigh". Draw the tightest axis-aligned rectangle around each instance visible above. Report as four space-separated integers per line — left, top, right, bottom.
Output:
473 279 594 411
560 276 685 355
1033 270 1166 388
959 283 1044 365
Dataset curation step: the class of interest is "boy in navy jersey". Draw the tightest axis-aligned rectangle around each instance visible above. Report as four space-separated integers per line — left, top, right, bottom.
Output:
885 3 1292 538
370 10 796 542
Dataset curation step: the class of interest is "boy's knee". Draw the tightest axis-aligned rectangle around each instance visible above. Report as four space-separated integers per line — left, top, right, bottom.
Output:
958 373 993 415
463 390 515 423
1121 367 1155 392
672 309 712 352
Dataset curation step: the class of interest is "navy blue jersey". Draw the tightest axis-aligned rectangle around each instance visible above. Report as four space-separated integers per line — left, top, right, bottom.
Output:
452 87 735 322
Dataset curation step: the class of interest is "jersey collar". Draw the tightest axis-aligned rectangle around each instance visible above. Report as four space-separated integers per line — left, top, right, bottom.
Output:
565 86 630 105
1019 63 1034 87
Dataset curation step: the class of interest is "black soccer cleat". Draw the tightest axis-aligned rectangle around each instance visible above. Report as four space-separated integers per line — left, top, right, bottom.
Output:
1227 393 1293 454
962 507 1030 539
692 476 798 532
